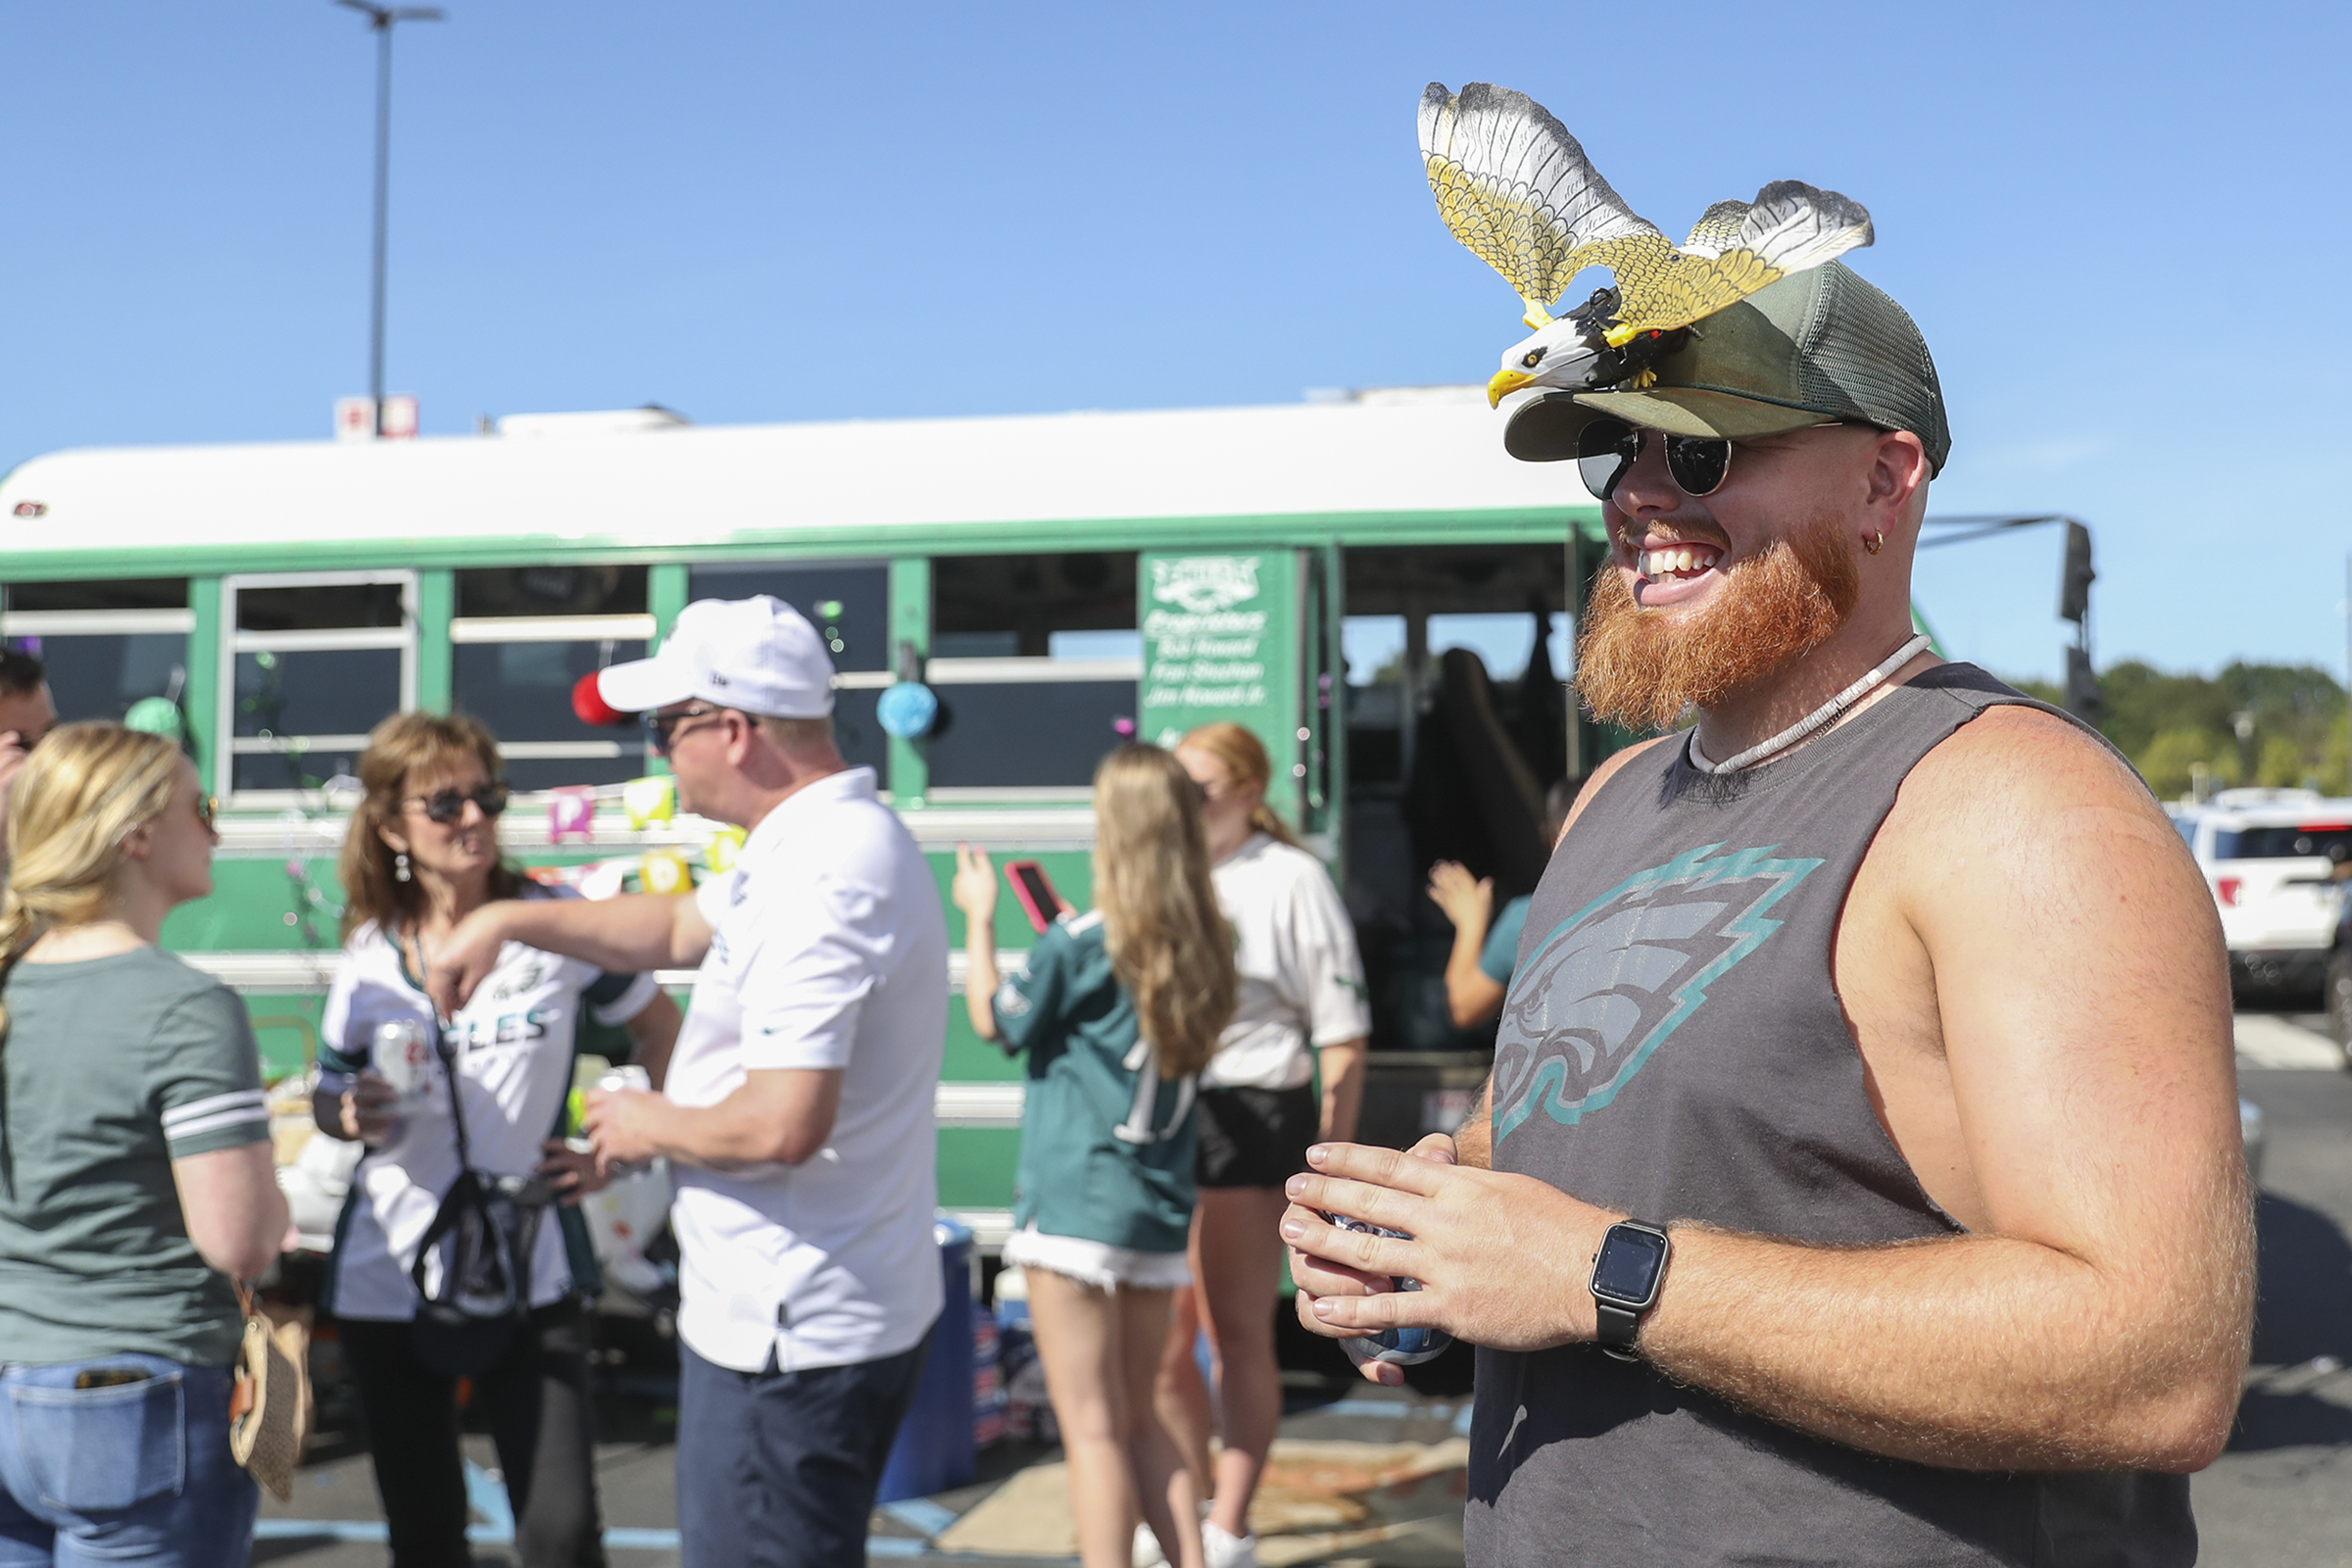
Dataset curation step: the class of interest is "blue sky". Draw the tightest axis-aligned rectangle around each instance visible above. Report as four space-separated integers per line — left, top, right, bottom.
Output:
3 2 2346 686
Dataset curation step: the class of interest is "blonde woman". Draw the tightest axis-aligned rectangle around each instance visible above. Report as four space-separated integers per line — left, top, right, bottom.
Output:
1153 721 1371 1568
312 712 680 1568
0 723 288 1567
952 745 1238 1568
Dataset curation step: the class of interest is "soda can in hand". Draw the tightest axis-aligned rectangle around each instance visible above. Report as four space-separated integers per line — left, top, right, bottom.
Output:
594 1064 655 1179
1321 1212 1454 1367
370 1018 435 1103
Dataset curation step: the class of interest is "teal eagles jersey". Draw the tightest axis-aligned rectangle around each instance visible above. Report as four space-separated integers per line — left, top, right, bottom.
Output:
992 911 1198 1253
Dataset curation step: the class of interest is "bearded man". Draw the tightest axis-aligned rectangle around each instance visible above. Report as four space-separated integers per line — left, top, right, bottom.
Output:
1283 263 2251 1565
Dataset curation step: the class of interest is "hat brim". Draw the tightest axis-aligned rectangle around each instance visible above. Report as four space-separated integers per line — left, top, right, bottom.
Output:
596 655 694 714
1502 387 1838 463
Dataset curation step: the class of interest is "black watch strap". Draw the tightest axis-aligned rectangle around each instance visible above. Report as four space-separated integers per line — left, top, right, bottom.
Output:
1594 1298 1642 1360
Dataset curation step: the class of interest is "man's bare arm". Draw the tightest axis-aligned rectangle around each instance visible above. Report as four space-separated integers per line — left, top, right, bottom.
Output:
585 1067 843 1171
1289 713 2252 1472
432 892 712 1013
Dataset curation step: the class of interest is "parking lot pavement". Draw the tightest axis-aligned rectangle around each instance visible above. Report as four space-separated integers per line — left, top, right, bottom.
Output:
2194 1008 2352 1567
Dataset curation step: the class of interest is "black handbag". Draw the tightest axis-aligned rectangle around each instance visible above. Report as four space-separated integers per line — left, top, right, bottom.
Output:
408 1027 553 1378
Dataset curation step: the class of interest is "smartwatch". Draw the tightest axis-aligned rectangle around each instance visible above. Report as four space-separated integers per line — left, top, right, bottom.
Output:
1588 1220 1672 1361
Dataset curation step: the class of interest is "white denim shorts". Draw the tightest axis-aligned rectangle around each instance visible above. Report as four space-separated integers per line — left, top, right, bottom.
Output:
1003 1225 1192 1293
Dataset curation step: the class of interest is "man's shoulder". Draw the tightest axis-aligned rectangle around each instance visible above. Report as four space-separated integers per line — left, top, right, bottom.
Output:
1906 702 2151 817
1880 701 2190 907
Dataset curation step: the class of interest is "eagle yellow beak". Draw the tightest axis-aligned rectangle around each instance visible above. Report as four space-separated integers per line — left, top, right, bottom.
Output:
1488 368 1538 408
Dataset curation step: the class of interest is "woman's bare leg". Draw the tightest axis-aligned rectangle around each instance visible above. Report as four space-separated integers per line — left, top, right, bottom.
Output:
1119 1286 1203 1568
1153 1219 1217 1503
1192 1186 1290 1540
1027 1269 1143 1568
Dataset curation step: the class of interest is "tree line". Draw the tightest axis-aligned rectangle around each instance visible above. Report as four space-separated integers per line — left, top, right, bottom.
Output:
2006 662 2351 802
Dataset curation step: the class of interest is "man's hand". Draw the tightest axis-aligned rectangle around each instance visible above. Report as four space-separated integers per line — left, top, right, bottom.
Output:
536 1139 611 1205
581 1086 662 1175
1283 1136 1606 1381
425 904 514 1015
1425 860 1493 933
323 1070 401 1145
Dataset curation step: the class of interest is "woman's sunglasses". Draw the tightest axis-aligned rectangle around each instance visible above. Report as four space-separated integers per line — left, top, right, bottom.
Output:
406 784 511 824
1576 417 1734 503
196 795 219 832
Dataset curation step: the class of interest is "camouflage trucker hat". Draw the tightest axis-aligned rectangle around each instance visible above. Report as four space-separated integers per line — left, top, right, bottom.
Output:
1502 261 1950 475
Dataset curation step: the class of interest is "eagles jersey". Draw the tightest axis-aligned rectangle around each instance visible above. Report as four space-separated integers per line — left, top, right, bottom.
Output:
319 884 659 1320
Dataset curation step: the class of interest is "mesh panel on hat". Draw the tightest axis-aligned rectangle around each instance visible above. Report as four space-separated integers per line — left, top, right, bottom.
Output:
1795 266 1951 474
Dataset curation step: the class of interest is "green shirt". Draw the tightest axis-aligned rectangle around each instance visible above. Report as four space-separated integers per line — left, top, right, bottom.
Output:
991 912 1197 1253
1480 895 1533 984
0 947 270 1366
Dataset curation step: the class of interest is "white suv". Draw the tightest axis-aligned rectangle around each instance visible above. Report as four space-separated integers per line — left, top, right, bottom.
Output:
2171 789 2352 995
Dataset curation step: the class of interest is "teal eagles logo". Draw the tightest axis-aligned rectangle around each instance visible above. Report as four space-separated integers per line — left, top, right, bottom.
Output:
1493 843 1823 1144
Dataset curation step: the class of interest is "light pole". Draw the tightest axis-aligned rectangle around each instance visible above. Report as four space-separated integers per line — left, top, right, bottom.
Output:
335 0 444 437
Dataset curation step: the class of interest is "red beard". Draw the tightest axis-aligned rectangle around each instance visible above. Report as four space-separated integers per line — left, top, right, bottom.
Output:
1574 512 1861 732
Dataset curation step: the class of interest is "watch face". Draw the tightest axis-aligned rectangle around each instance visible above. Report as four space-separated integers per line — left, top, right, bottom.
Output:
1591 1225 1669 1306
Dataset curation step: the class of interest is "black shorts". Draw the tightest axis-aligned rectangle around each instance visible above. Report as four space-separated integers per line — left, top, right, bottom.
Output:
1196 1084 1320 1190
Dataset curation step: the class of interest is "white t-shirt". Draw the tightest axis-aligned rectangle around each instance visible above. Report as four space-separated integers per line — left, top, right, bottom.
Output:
319 886 661 1321
664 766 948 1374
1201 833 1372 1091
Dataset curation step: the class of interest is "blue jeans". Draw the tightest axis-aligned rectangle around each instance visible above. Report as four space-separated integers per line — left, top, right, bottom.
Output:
0 1354 257 1568
675 1334 930 1568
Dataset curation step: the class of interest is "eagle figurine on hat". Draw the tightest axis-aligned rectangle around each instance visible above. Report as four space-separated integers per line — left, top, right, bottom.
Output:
1418 81 1874 407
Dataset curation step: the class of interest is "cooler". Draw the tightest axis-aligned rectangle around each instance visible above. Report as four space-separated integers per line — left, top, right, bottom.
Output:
877 1219 977 1502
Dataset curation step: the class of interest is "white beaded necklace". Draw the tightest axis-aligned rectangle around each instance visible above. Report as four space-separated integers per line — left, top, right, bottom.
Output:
1688 632 1934 775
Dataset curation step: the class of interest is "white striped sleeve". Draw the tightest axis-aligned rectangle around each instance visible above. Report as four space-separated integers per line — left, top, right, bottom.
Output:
162 1088 270 1158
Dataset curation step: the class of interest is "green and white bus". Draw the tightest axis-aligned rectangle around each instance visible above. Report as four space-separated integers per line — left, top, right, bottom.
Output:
0 391 1617 1250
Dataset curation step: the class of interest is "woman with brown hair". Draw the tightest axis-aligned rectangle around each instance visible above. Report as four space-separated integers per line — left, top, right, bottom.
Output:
0 723 288 1566
1152 721 1370 1568
952 744 1237 1568
311 711 681 1568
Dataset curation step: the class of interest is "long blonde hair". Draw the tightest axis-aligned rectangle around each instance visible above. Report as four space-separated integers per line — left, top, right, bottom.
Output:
0 722 185 1039
1092 744 1237 1080
338 711 523 941
1179 721 1297 847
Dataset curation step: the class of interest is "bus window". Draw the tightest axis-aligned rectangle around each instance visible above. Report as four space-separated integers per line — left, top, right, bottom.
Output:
452 567 654 790
685 563 889 775
223 572 415 797
0 578 193 726
928 554 1138 796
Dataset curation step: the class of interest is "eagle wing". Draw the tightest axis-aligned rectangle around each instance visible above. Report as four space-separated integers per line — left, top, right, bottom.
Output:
1605 179 1875 339
1418 81 1668 327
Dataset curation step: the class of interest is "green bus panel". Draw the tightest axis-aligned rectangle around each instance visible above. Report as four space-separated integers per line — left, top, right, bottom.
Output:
241 994 326 1081
943 1012 1021 1082
936 1127 1020 1211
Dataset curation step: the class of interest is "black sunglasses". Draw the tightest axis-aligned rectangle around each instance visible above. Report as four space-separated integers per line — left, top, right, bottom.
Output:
406 784 511 824
1577 417 1734 504
641 704 727 757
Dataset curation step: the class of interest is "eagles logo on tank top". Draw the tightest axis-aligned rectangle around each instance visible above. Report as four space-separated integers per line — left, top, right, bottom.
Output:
1466 664 2194 1568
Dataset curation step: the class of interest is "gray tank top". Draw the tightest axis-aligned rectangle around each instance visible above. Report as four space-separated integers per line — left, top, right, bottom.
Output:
1466 663 2193 1567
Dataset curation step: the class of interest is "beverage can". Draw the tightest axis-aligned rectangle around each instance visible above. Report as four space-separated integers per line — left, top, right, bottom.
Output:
594 1064 655 1178
1321 1212 1455 1367
370 1018 436 1102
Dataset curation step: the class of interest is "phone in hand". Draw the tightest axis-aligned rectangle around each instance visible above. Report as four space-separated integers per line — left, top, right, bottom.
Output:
1004 859 1061 934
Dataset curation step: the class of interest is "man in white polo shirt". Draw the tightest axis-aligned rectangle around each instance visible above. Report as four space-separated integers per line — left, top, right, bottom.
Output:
429 596 948 1568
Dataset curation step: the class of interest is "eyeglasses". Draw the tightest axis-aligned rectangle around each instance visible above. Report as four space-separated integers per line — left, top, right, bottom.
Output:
405 784 511 824
196 794 219 833
1576 417 1735 504
642 705 727 757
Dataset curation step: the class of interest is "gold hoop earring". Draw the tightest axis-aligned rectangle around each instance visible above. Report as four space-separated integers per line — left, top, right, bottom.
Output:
1864 529 1885 556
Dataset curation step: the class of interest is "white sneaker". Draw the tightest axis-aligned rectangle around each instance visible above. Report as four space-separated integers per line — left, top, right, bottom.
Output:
1203 1520 1261 1568
1133 1522 1170 1568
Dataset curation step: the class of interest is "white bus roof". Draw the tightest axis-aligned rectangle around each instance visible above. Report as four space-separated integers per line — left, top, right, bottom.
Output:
0 394 1593 572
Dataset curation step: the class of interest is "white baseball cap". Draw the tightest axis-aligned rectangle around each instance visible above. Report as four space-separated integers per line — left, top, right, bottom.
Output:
597 596 836 718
